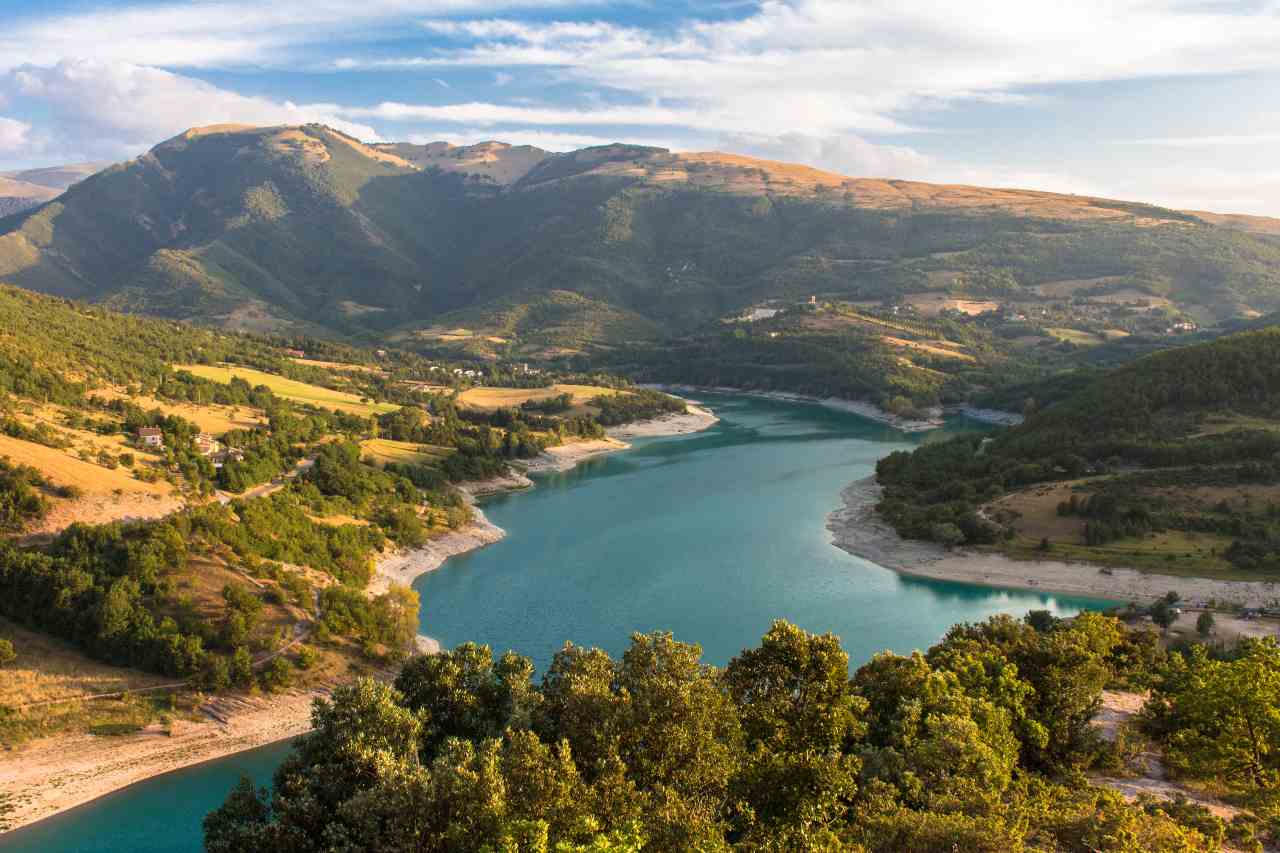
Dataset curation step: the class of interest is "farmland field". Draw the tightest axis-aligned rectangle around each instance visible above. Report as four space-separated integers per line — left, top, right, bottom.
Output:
457 383 620 415
174 365 398 416
359 438 451 467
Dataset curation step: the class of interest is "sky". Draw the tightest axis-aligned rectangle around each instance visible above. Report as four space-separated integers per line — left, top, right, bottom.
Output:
1 0 1279 215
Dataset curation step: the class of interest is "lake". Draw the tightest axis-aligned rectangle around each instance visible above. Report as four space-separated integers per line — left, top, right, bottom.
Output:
5 393 1114 852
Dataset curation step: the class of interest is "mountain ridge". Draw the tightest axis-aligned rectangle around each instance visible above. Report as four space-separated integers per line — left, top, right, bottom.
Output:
1 123 1278 347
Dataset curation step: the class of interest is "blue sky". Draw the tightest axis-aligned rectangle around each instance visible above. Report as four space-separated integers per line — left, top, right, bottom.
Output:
2 0 1279 214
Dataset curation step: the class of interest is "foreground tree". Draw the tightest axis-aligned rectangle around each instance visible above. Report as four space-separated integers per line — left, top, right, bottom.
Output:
1145 639 1280 789
204 616 1229 852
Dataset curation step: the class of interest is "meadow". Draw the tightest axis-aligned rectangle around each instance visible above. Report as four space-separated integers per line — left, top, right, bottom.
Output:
174 364 398 416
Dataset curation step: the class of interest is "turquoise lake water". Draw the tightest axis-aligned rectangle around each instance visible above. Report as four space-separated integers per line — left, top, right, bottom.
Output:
5 393 1114 852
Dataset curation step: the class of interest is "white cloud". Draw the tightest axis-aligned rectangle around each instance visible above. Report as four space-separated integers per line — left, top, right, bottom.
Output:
360 0 1280 141
407 127 671 151
0 117 31 154
717 132 932 179
1 60 380 161
338 99 744 129
0 0 597 70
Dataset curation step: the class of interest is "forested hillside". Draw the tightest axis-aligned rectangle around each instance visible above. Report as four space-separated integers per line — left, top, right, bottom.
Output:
0 284 699 752
877 327 1280 575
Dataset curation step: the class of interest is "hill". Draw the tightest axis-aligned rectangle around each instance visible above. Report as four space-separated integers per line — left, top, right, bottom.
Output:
2 124 1279 356
876 326 1280 577
0 162 105 218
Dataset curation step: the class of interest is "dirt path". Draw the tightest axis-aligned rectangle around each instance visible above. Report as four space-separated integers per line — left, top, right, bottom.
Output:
217 456 315 504
1089 690 1241 821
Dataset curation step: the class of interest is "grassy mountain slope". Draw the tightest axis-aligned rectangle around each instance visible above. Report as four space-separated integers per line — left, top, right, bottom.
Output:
3 124 1280 360
877 326 1280 577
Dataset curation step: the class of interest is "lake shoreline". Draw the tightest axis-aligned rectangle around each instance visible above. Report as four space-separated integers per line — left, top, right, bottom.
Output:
0 687 324 835
827 476 1280 607
655 384 944 432
0 404 721 838
371 395 719 596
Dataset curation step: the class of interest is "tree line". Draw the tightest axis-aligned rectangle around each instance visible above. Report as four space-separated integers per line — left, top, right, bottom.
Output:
201 611 1274 852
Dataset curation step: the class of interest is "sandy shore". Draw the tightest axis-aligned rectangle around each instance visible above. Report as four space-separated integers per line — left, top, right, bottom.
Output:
606 402 719 439
369 502 508 595
659 385 942 432
0 688 324 834
827 476 1280 607
523 437 632 473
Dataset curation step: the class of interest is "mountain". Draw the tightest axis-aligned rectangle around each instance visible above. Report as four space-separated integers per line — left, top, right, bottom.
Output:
0 162 106 218
1 123 1279 352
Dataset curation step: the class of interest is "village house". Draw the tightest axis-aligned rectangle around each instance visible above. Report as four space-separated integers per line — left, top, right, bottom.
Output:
193 433 220 456
135 426 164 448
283 348 306 358
210 447 245 469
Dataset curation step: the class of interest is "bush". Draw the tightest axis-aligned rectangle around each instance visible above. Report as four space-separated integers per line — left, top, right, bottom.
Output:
231 646 253 686
260 657 292 693
1196 611 1216 637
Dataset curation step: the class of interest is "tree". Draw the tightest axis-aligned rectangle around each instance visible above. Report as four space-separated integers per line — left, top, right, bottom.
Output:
394 643 538 754
260 657 292 692
1146 640 1280 788
724 620 866 842
1196 611 1215 638
231 646 253 686
1025 610 1057 633
1150 600 1177 633
204 617 1210 852
0 638 14 667
929 522 965 549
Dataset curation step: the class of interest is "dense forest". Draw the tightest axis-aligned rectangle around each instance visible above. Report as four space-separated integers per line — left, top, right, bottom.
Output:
876 327 1280 569
202 614 1279 851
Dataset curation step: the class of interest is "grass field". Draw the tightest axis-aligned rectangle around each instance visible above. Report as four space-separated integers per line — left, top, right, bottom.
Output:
1045 327 1104 346
360 438 452 467
175 364 398 416
290 357 386 376
0 434 170 499
0 618 183 745
90 389 266 434
1193 413 1280 437
989 477 1261 580
1001 531 1243 579
880 335 976 362
457 383 621 416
